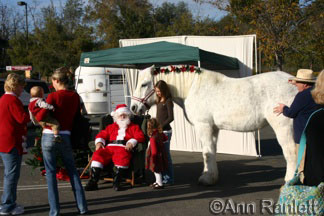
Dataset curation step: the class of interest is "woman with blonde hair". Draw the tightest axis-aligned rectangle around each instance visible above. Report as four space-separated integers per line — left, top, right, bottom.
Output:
0 73 30 215
36 67 87 215
302 70 324 186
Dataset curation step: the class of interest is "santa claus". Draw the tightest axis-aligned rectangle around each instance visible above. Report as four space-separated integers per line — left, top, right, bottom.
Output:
85 104 145 191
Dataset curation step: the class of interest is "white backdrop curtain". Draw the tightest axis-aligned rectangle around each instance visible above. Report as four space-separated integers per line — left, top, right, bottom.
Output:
119 35 258 156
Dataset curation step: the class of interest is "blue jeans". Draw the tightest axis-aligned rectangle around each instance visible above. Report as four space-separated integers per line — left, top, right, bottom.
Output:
0 148 22 213
162 131 174 184
41 133 87 216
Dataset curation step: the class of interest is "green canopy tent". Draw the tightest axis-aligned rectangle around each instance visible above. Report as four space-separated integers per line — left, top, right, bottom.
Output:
80 41 239 70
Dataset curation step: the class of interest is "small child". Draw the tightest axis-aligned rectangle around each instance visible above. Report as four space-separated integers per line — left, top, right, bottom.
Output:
145 118 168 189
28 86 62 143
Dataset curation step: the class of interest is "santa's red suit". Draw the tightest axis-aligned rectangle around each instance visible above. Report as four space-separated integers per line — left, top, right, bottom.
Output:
91 122 145 168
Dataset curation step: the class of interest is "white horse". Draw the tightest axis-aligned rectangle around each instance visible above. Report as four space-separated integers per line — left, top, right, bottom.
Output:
130 66 297 185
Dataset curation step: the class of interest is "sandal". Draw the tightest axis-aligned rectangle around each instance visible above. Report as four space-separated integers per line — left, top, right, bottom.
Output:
153 184 164 189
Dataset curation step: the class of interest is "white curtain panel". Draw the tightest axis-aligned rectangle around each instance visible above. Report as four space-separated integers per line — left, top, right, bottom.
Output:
119 35 258 156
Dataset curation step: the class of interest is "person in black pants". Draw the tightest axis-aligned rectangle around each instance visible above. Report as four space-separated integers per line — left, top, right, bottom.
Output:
303 70 324 186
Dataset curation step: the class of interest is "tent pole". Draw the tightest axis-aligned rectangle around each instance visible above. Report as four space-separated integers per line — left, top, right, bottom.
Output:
254 35 258 74
198 61 201 68
75 67 82 91
122 69 128 105
258 41 262 74
254 34 262 157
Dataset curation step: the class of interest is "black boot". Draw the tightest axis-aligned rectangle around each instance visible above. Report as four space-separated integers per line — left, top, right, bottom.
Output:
84 167 102 191
113 168 125 191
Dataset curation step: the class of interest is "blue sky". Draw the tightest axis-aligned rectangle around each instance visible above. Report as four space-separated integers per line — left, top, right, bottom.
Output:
4 0 226 21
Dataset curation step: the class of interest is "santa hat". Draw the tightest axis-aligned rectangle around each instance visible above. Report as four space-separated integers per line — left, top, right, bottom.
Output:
111 104 131 117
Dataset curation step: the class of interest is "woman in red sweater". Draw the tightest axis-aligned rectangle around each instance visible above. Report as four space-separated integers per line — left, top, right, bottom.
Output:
0 73 30 215
36 67 87 216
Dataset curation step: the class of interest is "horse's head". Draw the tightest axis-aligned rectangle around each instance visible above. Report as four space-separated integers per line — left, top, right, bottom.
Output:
130 65 156 115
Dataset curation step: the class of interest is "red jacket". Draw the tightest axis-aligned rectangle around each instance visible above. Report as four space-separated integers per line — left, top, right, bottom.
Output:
95 122 145 147
29 98 40 117
0 94 30 155
36 90 80 131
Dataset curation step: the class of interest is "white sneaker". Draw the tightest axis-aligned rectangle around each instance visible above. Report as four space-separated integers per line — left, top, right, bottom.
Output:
10 205 24 215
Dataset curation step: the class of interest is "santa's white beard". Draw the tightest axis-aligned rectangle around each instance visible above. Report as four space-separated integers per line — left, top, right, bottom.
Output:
116 118 131 128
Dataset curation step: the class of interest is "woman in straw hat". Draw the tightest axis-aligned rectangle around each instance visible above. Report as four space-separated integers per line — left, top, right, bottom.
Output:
273 69 320 174
274 69 320 144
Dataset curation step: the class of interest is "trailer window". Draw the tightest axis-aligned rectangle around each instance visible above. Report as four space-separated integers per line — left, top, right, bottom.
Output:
109 75 124 85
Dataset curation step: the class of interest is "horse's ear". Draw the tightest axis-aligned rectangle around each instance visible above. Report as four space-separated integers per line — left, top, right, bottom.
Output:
139 65 155 75
149 65 155 75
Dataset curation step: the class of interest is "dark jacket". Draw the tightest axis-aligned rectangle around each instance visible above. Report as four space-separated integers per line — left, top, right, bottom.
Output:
283 87 319 143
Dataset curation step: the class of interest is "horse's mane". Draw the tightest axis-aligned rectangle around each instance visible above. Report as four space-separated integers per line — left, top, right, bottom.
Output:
153 71 201 99
152 69 227 100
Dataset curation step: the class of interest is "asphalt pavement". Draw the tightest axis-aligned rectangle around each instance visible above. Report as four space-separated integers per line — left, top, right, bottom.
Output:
0 126 285 216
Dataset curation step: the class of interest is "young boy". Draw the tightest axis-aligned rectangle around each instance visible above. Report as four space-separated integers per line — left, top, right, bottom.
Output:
28 86 62 143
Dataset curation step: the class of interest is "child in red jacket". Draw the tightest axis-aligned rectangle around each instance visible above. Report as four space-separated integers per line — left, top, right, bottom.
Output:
28 86 61 143
146 118 168 189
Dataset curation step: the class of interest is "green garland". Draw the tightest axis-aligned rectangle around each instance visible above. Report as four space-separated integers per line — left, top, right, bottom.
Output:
25 128 46 172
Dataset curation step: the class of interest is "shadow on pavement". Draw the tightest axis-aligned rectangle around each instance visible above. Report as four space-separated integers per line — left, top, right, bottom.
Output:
24 157 284 215
259 139 283 156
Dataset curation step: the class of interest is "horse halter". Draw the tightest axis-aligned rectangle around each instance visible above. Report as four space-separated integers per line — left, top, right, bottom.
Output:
131 89 155 110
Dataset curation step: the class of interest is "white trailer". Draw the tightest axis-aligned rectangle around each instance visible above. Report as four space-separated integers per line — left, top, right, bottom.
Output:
74 66 128 115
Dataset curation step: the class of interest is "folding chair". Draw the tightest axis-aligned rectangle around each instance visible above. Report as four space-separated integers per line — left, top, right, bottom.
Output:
80 114 149 187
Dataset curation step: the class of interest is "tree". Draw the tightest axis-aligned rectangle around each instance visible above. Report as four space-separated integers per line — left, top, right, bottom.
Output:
8 1 96 78
152 2 194 36
284 0 324 72
0 3 24 71
62 0 85 34
85 0 154 48
207 0 318 71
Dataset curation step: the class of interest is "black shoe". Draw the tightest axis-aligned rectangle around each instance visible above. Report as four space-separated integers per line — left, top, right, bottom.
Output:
113 175 121 191
84 167 102 191
113 183 120 191
84 180 98 191
54 136 63 143
152 184 164 189
113 167 126 191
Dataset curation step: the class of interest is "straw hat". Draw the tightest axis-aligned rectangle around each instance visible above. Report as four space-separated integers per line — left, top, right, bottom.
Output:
289 69 316 83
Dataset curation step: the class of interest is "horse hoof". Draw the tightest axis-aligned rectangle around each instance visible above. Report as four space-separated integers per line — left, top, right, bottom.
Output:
198 172 218 185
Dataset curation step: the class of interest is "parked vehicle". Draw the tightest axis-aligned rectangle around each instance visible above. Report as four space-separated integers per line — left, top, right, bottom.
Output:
74 66 129 115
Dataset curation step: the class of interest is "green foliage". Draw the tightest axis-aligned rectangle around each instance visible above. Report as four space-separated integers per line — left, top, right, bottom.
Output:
85 0 154 48
208 0 322 72
7 0 96 78
25 128 44 171
154 2 194 36
283 0 324 72
7 33 29 65
3 0 323 74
